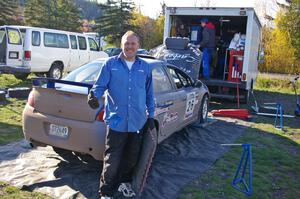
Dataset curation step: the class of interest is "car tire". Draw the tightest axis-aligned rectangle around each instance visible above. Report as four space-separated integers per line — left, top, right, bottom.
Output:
14 73 30 80
198 94 209 123
48 62 63 79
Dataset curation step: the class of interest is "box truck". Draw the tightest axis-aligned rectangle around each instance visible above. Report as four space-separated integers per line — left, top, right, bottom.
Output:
163 7 262 102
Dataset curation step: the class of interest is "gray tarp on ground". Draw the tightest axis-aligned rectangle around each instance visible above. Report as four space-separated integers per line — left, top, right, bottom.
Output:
0 118 250 199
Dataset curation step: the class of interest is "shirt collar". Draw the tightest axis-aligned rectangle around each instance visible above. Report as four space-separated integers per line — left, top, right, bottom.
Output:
117 52 141 64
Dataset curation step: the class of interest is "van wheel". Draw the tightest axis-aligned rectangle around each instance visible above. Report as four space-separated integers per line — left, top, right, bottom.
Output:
48 63 63 79
198 94 209 123
14 73 29 80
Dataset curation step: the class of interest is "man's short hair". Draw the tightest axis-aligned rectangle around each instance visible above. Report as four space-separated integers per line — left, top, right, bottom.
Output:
121 30 140 43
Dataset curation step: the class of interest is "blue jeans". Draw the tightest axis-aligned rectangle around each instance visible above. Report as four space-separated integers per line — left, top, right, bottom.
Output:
202 48 214 79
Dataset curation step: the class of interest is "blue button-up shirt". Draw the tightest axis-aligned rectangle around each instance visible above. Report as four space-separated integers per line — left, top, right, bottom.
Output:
92 54 155 132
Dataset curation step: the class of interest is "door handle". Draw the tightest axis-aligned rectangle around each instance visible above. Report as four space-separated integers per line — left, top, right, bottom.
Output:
164 100 173 106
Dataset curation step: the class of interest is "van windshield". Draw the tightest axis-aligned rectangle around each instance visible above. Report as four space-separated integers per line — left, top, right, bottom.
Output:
0 28 6 44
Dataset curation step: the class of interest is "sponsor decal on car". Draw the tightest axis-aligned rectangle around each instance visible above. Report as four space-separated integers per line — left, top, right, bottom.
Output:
184 92 198 120
162 112 178 127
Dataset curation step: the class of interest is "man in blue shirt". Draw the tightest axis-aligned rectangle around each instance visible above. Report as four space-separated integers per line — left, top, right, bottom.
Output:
87 31 155 199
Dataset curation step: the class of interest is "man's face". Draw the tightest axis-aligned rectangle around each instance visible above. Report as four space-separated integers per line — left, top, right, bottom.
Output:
121 35 139 60
201 22 206 27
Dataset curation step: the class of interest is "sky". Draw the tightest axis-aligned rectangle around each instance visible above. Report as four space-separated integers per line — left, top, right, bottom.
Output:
97 0 255 19
133 0 255 18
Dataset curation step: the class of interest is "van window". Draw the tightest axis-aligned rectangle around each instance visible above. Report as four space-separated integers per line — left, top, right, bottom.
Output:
44 32 69 48
32 31 40 46
0 28 5 44
7 28 22 45
88 38 99 51
70 35 77 49
78 36 87 50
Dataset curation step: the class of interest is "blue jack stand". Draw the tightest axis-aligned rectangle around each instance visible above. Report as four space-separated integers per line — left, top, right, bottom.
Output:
221 144 253 196
274 103 283 130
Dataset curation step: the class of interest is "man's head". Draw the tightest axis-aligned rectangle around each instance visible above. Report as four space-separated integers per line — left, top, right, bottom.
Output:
121 31 140 61
200 18 209 27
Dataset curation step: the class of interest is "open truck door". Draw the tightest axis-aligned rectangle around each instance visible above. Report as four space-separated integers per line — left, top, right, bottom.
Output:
5 27 23 68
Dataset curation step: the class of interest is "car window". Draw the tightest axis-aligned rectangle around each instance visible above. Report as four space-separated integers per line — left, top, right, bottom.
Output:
177 71 192 87
7 28 22 45
64 61 104 84
168 67 184 89
32 31 40 46
168 67 192 89
70 35 77 49
0 28 5 44
44 32 69 48
88 38 98 51
78 36 87 50
152 65 173 93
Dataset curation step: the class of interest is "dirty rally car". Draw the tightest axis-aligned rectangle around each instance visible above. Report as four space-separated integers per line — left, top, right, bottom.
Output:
22 57 209 160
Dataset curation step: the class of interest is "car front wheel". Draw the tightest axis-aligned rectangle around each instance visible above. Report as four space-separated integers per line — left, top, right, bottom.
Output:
198 94 209 123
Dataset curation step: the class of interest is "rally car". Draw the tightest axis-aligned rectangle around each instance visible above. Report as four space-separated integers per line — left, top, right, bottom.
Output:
22 57 209 160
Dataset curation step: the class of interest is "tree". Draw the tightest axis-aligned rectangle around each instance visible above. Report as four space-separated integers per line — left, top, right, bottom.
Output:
277 0 300 59
96 0 135 47
260 11 298 74
25 0 81 32
0 0 20 25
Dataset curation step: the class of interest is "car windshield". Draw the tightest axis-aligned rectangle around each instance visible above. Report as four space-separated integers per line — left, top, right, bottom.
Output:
64 61 104 84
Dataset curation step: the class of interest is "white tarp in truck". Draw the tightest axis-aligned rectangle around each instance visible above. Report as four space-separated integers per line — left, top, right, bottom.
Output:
150 37 202 80
164 7 262 102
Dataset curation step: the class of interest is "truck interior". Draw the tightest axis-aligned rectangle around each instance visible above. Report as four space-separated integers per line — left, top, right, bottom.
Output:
170 15 247 78
0 28 6 64
169 15 249 101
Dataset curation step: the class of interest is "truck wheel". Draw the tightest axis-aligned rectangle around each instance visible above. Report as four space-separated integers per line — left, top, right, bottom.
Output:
48 62 63 79
198 94 209 123
14 73 29 80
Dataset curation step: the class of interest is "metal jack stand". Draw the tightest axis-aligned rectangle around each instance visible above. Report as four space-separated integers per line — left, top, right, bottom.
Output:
274 103 283 130
221 144 253 196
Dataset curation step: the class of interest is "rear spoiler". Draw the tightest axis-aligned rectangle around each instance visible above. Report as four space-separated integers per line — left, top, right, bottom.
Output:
32 77 93 92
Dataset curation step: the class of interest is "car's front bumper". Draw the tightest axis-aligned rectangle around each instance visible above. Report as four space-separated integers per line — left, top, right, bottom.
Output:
0 65 30 74
22 104 107 160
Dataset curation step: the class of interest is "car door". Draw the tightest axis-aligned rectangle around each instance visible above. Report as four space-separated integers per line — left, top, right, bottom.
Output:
69 35 80 71
166 66 202 128
87 37 99 61
77 36 89 66
5 27 23 67
152 64 178 141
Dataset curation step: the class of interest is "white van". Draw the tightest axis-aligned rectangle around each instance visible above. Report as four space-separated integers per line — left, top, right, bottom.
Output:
0 26 108 79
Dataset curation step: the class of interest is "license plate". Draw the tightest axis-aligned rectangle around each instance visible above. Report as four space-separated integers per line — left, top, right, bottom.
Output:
49 124 69 138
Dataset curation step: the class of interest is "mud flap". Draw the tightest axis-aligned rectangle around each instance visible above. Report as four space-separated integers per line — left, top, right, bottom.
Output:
132 128 157 196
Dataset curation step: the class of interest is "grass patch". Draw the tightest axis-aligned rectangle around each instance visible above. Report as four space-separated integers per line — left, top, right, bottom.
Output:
180 89 300 198
0 181 51 199
255 76 300 95
0 74 32 88
180 121 300 199
0 98 26 145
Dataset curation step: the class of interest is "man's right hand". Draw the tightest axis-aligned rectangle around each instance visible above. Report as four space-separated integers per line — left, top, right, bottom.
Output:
87 90 99 109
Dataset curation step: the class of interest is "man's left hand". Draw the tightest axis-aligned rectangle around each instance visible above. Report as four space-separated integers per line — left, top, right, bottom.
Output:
146 118 155 131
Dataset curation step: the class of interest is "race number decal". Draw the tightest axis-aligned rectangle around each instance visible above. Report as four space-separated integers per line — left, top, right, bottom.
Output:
184 92 196 119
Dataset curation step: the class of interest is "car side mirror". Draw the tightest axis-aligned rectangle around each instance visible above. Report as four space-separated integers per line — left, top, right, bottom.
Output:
194 80 202 87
